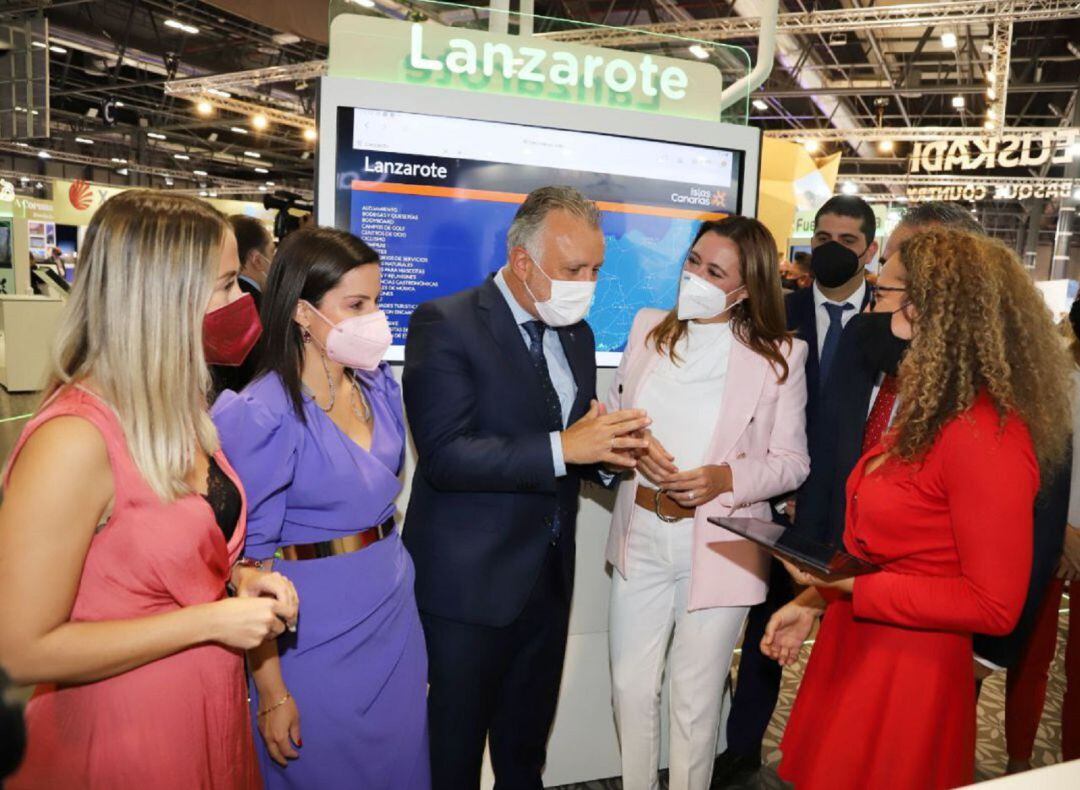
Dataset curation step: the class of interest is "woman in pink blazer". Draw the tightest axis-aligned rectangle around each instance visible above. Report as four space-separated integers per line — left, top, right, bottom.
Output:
605 216 809 790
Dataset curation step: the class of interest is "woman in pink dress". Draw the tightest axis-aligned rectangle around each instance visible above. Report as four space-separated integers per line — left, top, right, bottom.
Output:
0 191 298 789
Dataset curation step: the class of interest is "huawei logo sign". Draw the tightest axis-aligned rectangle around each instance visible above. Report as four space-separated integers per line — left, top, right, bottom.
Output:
69 179 93 211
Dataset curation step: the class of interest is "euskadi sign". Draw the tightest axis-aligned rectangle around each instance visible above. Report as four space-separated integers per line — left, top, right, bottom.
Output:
328 17 726 121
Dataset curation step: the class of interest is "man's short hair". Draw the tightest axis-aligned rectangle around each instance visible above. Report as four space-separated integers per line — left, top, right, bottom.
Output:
814 195 876 245
228 215 273 269
792 251 811 271
899 201 987 235
507 186 601 259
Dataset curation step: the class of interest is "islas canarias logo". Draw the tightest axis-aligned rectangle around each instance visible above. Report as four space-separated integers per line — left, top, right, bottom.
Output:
68 179 93 211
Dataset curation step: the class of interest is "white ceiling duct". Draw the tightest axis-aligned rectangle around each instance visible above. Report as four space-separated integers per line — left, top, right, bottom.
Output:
731 0 871 158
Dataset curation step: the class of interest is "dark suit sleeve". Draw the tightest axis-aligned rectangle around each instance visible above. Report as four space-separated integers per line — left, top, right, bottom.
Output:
973 450 1070 667
403 301 558 494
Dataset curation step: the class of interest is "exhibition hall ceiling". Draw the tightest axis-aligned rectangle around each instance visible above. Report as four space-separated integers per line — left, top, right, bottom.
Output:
1 0 1078 243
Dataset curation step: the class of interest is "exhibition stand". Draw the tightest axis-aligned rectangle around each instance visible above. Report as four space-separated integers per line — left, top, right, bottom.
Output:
318 3 772 785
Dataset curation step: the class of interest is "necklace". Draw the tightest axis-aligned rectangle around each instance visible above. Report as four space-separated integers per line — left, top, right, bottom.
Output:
314 352 371 423
348 376 372 423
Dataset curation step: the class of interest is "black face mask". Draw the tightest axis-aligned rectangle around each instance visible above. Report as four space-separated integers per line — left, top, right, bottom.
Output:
850 310 910 377
810 241 863 289
780 276 802 290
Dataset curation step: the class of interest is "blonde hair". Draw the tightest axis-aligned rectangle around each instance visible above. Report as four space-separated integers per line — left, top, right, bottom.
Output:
45 190 228 501
891 228 1072 473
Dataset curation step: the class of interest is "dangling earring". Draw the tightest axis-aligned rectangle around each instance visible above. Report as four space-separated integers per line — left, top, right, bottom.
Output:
301 327 311 344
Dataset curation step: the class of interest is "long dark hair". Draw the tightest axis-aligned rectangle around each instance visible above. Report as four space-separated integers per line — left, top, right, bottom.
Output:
258 226 380 418
647 216 793 381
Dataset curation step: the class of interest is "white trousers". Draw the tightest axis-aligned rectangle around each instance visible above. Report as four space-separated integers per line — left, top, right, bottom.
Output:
609 511 749 790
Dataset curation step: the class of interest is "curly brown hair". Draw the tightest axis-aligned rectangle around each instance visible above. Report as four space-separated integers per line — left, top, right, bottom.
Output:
891 228 1072 473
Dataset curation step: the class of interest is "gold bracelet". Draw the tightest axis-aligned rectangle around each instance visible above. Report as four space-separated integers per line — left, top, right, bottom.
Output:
256 692 291 718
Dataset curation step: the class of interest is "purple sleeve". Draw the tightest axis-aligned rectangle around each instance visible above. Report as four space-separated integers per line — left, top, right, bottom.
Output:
212 391 297 560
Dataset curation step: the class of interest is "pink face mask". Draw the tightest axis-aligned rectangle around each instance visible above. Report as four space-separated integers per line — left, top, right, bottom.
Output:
304 302 392 371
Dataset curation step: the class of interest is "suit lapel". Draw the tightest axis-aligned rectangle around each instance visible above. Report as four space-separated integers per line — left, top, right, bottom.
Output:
477 278 552 425
707 337 768 463
557 325 591 421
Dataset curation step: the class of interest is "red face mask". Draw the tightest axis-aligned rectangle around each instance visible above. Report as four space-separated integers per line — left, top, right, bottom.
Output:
203 293 262 367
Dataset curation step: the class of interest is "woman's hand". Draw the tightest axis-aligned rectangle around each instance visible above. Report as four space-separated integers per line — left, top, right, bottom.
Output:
233 567 299 632
661 464 733 508
780 558 855 594
637 430 679 486
256 692 302 766
1056 526 1080 581
206 597 289 650
761 601 819 666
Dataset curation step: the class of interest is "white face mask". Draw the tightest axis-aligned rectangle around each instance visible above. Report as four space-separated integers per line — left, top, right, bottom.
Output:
524 260 596 327
676 271 745 321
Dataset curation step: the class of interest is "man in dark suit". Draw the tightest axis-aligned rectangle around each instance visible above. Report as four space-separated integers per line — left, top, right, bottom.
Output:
210 215 275 398
714 195 877 786
796 201 1068 678
403 186 649 790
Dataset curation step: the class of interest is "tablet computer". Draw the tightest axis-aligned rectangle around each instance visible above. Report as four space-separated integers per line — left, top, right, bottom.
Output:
708 516 881 579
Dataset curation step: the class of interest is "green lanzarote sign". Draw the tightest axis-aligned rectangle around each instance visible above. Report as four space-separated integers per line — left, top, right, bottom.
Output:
328 16 725 121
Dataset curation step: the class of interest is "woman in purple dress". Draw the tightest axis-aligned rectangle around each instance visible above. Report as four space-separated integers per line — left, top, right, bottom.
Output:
212 226 429 789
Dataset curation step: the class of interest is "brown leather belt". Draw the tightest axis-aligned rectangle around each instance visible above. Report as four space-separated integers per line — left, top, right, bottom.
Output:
634 485 695 523
278 517 395 561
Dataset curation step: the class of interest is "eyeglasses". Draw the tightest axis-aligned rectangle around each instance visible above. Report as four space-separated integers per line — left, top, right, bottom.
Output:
868 283 906 309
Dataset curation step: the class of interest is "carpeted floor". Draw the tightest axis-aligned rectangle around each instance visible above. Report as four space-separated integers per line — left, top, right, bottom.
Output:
552 603 1072 789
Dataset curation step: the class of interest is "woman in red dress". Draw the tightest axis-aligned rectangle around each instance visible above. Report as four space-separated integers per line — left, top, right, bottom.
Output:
0 191 298 789
764 228 1073 789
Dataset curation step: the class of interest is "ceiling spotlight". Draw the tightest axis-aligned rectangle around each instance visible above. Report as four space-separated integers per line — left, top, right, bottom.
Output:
265 181 276 186
244 151 261 159
199 190 208 197
31 41 46 49
207 88 232 98
164 19 200 35
49 45 68 54
940 32 957 50
752 99 768 111
196 100 213 116
986 108 997 120
254 167 269 174
110 157 127 164
251 113 269 130
877 139 895 153
37 150 50 159
174 153 190 160
193 169 208 176
117 168 129 176
114 101 125 108
802 139 821 154
952 95 965 109
164 178 174 186
986 87 997 101
983 119 995 129
230 126 248 135
259 185 268 192
208 191 218 198
75 137 94 145
688 44 709 60
303 128 318 142
841 181 858 195
147 132 166 140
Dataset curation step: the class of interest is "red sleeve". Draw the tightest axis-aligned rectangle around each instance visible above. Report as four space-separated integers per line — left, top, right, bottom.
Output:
852 411 1037 635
